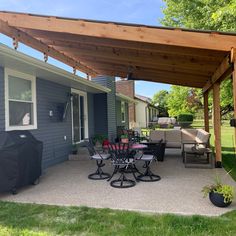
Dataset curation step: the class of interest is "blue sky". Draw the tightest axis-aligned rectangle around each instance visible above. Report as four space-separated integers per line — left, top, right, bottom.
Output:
0 0 171 98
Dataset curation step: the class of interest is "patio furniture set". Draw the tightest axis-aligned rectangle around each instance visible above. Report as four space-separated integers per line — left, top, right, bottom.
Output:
149 128 214 168
85 139 163 188
85 128 212 188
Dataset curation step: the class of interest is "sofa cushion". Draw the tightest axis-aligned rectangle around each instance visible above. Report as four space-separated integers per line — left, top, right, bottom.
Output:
149 130 165 142
182 129 198 142
183 143 196 152
195 129 210 143
165 130 181 142
166 142 182 148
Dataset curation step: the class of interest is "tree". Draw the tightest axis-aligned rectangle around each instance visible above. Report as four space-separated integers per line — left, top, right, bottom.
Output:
152 90 169 116
166 86 202 117
161 0 236 117
161 0 236 32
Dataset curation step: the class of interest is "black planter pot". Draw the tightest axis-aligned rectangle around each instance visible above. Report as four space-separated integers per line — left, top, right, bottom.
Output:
209 192 232 207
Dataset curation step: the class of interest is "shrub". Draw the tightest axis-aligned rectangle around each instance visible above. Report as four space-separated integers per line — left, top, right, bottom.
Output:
177 113 193 128
167 123 174 129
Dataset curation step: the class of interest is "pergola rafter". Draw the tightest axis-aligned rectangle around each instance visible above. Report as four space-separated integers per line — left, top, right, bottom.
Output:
0 19 97 76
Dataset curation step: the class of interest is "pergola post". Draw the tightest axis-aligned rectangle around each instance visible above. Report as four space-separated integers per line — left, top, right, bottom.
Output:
203 91 209 132
213 82 222 167
233 70 236 149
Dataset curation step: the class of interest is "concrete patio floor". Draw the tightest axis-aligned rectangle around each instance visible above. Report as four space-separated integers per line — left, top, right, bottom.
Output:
1 149 236 216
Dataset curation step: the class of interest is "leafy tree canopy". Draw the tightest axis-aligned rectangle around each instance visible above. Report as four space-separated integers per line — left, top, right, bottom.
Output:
166 86 202 117
161 0 236 32
152 90 169 116
152 90 168 107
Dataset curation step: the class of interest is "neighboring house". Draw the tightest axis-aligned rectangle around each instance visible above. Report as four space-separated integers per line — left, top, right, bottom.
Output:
116 80 135 128
116 80 159 128
0 44 121 169
116 92 135 135
134 94 159 128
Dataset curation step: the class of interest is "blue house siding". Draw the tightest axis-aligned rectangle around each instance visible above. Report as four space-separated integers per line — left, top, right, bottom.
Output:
30 78 72 169
92 76 117 140
0 67 5 131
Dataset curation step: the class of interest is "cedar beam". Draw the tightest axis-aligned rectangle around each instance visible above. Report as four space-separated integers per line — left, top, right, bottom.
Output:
203 91 209 132
77 54 218 72
54 45 219 66
97 69 204 87
0 19 97 76
1 11 236 51
33 34 226 58
213 82 222 167
84 60 214 77
202 55 232 93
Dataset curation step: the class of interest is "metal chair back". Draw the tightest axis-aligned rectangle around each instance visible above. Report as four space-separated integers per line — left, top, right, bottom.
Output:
108 142 129 165
84 141 96 157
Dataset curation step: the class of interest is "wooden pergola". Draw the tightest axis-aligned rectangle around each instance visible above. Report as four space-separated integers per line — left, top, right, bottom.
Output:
0 11 236 167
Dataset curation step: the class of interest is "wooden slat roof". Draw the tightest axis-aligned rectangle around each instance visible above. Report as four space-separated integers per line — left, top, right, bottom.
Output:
0 11 236 88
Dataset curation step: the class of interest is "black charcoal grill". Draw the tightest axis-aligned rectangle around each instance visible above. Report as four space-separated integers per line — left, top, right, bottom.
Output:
0 130 43 194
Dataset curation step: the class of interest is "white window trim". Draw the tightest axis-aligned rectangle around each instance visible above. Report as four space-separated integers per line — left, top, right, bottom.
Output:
121 101 126 123
71 88 89 143
4 68 37 131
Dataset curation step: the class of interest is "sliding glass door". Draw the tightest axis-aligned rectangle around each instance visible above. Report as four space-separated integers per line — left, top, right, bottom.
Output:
71 89 88 143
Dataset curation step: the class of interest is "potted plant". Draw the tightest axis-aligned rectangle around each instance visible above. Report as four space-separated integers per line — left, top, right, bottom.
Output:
93 134 107 147
71 144 78 154
120 134 129 143
202 176 234 207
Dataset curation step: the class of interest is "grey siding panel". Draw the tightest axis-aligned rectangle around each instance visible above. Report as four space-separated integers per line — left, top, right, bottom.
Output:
94 93 108 135
0 67 4 131
87 93 95 137
107 77 117 139
31 78 72 169
91 76 117 140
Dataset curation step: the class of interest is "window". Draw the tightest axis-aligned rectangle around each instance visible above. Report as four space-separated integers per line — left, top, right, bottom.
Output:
5 68 37 130
121 101 126 123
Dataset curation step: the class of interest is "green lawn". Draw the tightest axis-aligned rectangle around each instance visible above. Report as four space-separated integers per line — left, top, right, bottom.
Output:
0 201 236 236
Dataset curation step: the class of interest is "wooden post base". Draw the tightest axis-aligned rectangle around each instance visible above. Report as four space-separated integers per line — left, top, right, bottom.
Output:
215 161 222 168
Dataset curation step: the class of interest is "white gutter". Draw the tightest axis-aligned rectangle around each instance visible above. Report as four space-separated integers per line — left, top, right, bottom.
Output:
116 92 136 103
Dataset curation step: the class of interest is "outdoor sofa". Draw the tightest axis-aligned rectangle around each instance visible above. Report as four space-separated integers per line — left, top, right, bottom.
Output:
149 128 210 151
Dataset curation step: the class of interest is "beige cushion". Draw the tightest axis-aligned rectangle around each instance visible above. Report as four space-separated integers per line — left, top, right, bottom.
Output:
166 142 182 148
195 129 210 143
165 130 181 142
182 129 198 142
183 143 196 152
149 130 165 141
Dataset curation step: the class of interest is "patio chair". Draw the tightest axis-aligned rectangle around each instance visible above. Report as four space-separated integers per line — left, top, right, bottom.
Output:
84 141 111 180
135 142 161 182
108 142 136 188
